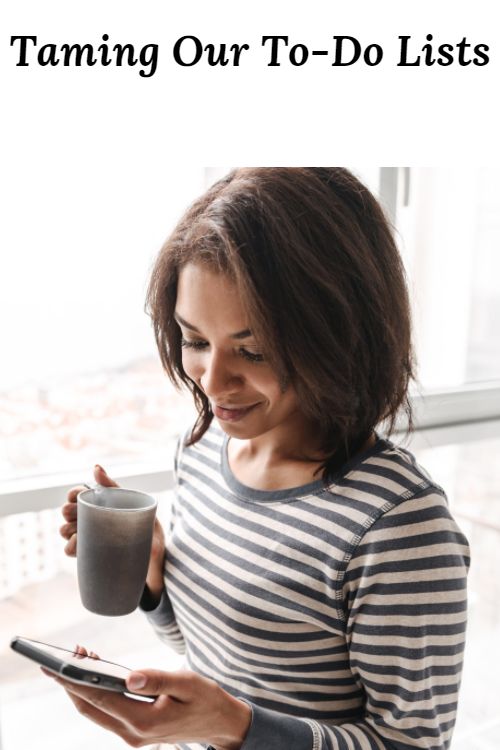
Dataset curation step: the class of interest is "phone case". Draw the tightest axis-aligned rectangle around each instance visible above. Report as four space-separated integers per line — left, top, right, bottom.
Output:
10 637 155 700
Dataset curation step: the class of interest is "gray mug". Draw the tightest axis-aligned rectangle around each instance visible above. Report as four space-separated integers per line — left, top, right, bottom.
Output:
76 486 158 616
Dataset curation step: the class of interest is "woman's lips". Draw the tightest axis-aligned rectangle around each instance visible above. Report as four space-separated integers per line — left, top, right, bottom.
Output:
213 403 260 422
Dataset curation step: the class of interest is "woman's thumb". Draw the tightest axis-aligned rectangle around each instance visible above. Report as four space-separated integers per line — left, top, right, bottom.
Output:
93 464 119 487
126 669 191 700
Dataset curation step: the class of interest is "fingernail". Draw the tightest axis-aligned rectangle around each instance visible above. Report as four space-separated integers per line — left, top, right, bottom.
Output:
95 464 106 474
128 673 146 689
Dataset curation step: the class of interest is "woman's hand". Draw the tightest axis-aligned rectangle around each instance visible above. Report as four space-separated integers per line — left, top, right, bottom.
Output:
59 465 166 604
41 663 252 750
60 465 119 557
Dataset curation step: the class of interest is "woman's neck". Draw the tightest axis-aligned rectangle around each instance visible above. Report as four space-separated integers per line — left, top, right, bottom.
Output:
226 429 376 493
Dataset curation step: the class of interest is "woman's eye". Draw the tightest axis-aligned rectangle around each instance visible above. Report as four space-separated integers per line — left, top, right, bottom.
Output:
239 348 265 363
181 338 264 363
180 338 208 350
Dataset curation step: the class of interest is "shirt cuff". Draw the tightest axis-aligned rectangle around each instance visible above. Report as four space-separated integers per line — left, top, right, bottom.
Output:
237 700 314 750
139 586 175 625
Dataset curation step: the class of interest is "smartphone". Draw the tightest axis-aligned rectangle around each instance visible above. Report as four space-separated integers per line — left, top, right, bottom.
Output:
10 636 156 701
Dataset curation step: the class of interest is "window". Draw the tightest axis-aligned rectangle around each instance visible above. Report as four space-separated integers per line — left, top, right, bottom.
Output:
1 167 203 488
412 436 500 747
378 167 500 389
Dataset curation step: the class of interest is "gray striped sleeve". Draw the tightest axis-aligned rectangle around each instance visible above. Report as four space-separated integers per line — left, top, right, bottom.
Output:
238 701 315 749
327 489 469 749
236 489 469 750
141 587 186 655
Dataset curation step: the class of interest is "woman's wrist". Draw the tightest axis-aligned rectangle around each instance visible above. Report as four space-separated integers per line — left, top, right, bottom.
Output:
146 551 166 603
146 583 164 604
210 690 252 750
145 571 165 606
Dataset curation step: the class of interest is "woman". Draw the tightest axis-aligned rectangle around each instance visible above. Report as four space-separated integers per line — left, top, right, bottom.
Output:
56 168 470 750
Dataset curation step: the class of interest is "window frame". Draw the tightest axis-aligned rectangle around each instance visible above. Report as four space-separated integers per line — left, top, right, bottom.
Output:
2 383 500 517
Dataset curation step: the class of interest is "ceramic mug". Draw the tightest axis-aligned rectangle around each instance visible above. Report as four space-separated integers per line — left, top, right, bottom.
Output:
76 486 158 616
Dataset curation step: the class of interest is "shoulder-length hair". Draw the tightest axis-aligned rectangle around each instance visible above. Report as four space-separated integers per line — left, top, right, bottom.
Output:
146 168 417 482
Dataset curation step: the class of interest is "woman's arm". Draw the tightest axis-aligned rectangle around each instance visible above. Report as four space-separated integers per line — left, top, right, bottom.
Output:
232 489 470 750
140 584 187 654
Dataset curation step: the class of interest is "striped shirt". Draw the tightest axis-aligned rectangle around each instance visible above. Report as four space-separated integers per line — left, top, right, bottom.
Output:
143 421 470 750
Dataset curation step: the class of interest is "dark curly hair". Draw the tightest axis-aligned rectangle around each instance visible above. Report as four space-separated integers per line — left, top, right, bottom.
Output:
146 168 417 482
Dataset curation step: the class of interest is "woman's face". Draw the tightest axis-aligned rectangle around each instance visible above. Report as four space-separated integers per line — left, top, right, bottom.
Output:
175 262 306 444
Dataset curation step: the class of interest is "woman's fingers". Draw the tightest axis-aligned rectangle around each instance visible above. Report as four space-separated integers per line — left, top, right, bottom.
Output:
67 485 87 504
93 465 119 488
64 534 77 557
59 521 77 540
73 643 100 659
62 503 77 522
61 472 119 559
73 645 100 660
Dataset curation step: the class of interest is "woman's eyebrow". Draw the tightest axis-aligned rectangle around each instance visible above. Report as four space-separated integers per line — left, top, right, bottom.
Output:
174 312 252 340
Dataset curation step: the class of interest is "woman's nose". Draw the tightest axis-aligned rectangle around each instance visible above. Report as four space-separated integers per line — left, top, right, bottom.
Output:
200 350 243 397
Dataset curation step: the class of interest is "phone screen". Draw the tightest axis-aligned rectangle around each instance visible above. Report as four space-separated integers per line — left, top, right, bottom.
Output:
16 638 132 679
